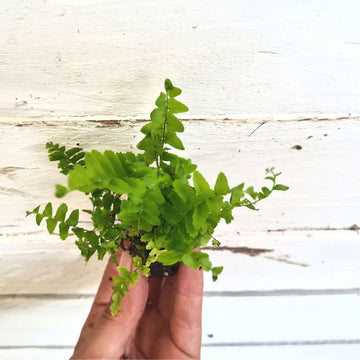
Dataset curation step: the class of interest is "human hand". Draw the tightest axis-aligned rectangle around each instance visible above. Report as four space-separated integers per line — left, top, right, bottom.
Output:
71 250 203 359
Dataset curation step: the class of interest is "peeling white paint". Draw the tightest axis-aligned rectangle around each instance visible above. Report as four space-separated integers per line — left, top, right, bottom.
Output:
1 0 360 121
1 119 359 234
1 1 360 357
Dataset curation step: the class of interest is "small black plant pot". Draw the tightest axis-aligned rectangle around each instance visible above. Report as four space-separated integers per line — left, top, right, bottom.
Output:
149 261 180 278
120 237 180 278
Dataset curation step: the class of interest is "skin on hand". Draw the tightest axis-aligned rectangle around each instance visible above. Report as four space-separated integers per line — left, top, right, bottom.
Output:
71 250 203 360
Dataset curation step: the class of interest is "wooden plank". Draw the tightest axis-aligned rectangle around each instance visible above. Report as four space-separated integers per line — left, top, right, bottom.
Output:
204 230 360 292
1 1 359 120
1 344 360 360
201 344 360 360
1 230 360 294
1 295 360 346
0 349 73 360
0 233 106 295
1 118 359 235
202 295 360 344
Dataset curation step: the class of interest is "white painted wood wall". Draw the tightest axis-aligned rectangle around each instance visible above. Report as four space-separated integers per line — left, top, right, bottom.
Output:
1 1 360 359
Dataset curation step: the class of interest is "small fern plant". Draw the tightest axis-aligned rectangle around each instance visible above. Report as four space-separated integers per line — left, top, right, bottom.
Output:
27 79 288 315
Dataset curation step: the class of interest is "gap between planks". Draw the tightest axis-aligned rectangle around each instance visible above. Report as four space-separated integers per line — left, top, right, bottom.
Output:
1 288 360 300
0 116 358 125
2 339 360 349
2 345 360 360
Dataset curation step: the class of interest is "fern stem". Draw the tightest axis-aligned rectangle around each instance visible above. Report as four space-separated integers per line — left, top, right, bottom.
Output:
158 91 169 167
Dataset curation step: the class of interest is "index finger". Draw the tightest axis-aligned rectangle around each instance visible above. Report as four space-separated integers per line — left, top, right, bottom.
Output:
74 250 129 348
84 251 123 328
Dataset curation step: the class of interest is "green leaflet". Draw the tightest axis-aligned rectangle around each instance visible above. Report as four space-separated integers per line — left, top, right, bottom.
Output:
66 209 79 226
161 201 181 225
35 213 44 226
59 222 70 240
221 201 234 224
165 132 184 150
167 114 184 133
55 184 68 198
157 250 183 265
167 190 188 214
46 217 57 233
182 251 212 271
184 213 197 236
54 203 68 222
245 186 257 200
173 179 195 203
43 202 52 217
193 171 213 200
230 183 245 206
193 202 209 230
211 266 223 281
261 186 271 196
166 81 182 97
206 195 223 217
164 78 174 91
168 98 189 114
214 172 230 196
274 184 290 191
155 92 166 107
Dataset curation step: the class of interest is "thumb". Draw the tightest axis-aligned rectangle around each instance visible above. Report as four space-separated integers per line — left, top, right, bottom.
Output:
72 251 149 359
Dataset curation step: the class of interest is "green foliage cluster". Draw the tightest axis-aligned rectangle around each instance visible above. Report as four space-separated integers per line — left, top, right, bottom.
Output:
27 79 288 315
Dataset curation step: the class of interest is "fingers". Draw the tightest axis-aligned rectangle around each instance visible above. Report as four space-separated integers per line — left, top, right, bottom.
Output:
82 251 122 331
72 251 123 355
162 263 204 358
71 251 149 359
74 270 148 359
147 276 163 306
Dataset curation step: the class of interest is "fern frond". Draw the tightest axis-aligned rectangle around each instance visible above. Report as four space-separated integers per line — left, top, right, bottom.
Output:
67 150 159 195
46 142 85 175
137 79 188 166
26 202 79 240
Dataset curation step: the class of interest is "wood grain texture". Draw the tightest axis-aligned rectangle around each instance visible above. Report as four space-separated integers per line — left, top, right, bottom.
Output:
1 230 360 295
1 118 359 358
1 118 359 235
1 295 360 349
1 0 360 121
1 118 359 293
2 2 360 357
202 344 360 360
